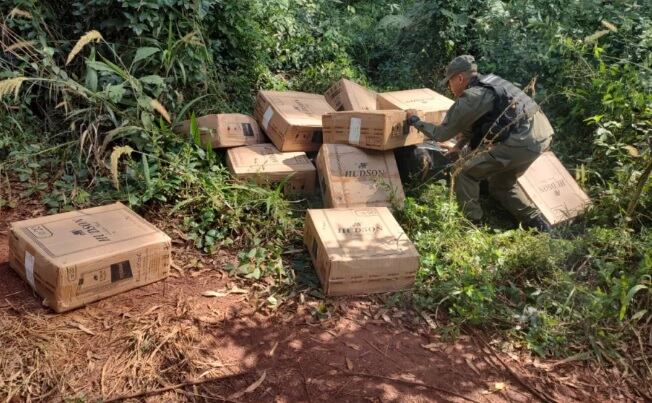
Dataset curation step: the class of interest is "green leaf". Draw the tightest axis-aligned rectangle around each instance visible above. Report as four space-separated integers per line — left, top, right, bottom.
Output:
139 75 165 87
142 154 151 191
84 48 98 91
190 113 202 146
267 295 278 306
630 309 648 322
85 60 118 74
246 267 261 280
172 94 210 126
137 96 153 110
106 83 126 103
133 47 160 64
247 248 257 259
620 284 648 320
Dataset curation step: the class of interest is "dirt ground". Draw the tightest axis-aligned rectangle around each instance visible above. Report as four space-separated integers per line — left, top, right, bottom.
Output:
0 203 646 402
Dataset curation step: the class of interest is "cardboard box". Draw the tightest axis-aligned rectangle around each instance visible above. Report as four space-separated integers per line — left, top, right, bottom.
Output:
174 114 265 149
316 144 405 208
8 203 171 313
322 110 427 150
377 88 454 124
226 143 316 195
304 207 419 296
253 91 335 152
324 79 377 111
517 151 591 226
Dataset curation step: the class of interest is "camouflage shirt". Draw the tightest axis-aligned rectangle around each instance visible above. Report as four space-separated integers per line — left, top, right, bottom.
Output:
413 86 553 152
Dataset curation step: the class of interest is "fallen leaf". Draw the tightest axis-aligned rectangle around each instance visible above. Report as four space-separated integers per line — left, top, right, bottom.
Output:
195 315 220 324
228 286 249 294
421 343 439 352
623 145 639 157
381 313 392 324
345 356 353 371
482 382 507 394
345 342 361 351
69 321 95 336
229 370 267 399
202 290 229 298
420 312 437 331
190 268 211 277
268 341 279 357
197 361 237 379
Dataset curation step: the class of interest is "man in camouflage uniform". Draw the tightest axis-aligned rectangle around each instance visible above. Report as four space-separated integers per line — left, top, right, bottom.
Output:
406 55 553 230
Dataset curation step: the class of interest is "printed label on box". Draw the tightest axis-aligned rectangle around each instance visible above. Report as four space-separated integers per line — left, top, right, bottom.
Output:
242 123 254 137
24 251 35 289
348 118 362 145
262 106 274 130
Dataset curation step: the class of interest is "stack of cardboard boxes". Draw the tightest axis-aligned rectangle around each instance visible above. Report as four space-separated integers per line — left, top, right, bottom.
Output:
173 79 441 296
8 78 591 312
172 78 590 297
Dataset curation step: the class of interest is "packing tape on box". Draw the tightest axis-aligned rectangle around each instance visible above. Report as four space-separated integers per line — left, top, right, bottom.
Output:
348 117 362 145
262 106 274 130
24 250 35 289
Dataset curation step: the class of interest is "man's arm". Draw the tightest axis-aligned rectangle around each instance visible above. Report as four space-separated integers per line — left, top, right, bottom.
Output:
408 87 494 142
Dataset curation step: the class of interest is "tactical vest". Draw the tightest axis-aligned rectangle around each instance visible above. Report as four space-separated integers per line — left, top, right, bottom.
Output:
469 74 539 149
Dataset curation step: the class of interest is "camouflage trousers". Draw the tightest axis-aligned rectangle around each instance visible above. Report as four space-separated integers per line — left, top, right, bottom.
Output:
453 144 542 223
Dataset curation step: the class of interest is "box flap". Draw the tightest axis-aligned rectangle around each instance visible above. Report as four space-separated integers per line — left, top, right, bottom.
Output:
378 88 454 112
325 79 377 111
9 203 170 267
259 91 334 127
227 144 315 175
306 207 417 260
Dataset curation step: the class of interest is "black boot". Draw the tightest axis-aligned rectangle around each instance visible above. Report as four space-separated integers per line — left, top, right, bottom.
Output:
523 215 551 233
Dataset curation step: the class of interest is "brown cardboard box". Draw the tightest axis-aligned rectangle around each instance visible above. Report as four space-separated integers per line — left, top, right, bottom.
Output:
226 143 316 195
517 151 591 226
174 113 265 148
322 110 426 150
253 91 335 152
8 203 171 313
304 207 419 296
324 78 377 111
377 88 454 124
316 144 405 208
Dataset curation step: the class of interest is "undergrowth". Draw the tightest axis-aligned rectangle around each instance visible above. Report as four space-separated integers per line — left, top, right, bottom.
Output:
398 183 650 378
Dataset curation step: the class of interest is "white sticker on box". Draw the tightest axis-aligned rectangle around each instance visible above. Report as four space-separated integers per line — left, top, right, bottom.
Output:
262 106 274 130
348 117 362 145
24 251 35 289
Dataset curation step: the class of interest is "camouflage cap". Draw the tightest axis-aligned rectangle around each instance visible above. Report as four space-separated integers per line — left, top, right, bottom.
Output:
440 55 478 86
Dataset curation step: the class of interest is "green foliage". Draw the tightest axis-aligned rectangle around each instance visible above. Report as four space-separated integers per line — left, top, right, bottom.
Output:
401 183 651 362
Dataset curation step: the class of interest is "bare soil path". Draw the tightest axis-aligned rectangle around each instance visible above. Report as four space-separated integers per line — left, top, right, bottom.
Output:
0 203 641 402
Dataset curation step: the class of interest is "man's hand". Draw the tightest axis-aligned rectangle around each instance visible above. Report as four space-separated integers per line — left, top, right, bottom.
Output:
405 109 420 126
